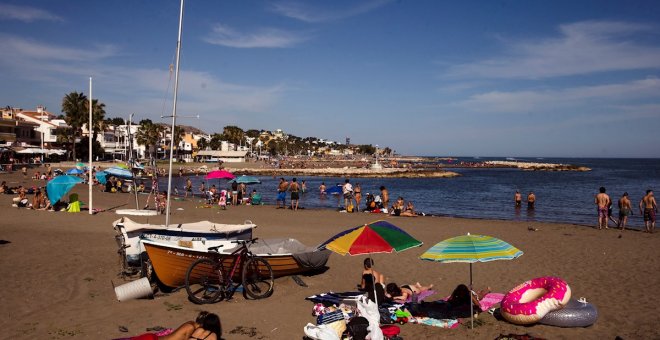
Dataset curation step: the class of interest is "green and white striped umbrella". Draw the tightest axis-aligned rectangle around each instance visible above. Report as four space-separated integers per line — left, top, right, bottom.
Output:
420 233 523 329
420 233 523 264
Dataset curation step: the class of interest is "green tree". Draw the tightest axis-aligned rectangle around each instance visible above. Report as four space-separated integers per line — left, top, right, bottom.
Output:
173 125 185 159
197 137 208 151
209 133 223 150
136 120 164 160
221 125 245 147
62 91 88 161
86 99 106 145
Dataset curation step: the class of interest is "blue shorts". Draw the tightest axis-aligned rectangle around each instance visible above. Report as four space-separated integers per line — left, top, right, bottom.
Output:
277 191 286 201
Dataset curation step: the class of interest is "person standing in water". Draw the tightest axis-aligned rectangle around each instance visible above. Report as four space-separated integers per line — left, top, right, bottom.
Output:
514 190 522 208
595 187 611 230
527 191 536 209
639 189 657 233
618 192 633 231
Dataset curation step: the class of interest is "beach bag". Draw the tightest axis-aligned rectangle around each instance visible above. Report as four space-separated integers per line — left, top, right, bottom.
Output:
317 310 344 325
17 198 29 207
303 323 340 340
347 204 354 213
380 325 401 338
356 296 384 340
347 316 369 340
379 307 394 324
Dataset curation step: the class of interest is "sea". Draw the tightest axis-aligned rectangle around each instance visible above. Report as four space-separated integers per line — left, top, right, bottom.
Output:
160 158 660 230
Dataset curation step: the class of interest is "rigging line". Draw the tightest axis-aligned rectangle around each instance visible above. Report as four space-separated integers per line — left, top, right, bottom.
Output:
160 51 177 119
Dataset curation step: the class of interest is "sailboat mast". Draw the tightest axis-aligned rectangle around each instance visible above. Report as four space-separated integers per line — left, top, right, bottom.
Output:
165 0 184 227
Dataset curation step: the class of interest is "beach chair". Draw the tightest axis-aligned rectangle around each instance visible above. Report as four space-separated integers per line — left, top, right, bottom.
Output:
67 193 80 213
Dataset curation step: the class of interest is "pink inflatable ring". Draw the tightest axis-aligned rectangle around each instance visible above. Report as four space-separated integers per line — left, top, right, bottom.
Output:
501 276 571 325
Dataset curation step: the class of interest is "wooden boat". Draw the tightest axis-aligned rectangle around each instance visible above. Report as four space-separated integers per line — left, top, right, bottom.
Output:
113 217 255 267
143 238 331 288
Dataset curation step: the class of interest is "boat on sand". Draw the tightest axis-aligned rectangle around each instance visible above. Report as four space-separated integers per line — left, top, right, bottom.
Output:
113 217 255 268
143 238 331 288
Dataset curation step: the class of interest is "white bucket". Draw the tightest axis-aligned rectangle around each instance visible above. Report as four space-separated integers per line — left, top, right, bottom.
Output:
114 277 153 302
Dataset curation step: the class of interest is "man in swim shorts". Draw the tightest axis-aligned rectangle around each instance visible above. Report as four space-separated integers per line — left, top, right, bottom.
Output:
289 177 300 211
595 187 611 230
527 191 536 210
618 192 633 231
639 189 657 233
514 190 522 207
276 178 288 209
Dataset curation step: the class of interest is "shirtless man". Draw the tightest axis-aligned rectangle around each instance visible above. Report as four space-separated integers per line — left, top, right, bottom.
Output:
276 178 288 209
527 191 536 210
514 190 522 208
617 192 633 231
595 187 611 230
289 177 300 211
319 182 326 194
380 186 389 212
185 178 193 198
639 190 657 233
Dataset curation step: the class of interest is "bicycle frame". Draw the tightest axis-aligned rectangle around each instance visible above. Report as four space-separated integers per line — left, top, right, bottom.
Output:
216 241 253 294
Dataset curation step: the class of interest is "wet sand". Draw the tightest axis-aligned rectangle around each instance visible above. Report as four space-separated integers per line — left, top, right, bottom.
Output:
0 169 658 339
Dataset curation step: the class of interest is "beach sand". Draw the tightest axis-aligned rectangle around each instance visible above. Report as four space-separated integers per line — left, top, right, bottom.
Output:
1 170 659 339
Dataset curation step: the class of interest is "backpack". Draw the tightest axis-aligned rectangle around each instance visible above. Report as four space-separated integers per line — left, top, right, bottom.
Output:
347 316 369 340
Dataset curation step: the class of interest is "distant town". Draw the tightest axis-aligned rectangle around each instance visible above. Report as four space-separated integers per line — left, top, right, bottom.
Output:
1 98 393 165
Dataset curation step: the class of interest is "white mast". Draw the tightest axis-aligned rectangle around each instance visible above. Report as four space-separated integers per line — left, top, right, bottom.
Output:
88 77 93 215
165 0 184 227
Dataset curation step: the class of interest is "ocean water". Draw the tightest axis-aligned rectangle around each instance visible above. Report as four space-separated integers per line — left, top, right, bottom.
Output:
161 158 660 229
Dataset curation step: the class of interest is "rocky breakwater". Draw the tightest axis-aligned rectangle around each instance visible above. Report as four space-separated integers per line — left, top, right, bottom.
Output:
231 167 460 178
484 161 591 171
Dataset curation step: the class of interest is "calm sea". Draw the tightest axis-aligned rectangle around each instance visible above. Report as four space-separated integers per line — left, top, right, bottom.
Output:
161 158 660 230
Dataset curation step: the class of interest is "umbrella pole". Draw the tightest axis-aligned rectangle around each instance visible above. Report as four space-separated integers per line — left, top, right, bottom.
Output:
470 263 473 329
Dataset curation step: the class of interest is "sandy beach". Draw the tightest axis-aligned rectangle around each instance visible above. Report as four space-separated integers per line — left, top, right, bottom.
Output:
1 169 659 340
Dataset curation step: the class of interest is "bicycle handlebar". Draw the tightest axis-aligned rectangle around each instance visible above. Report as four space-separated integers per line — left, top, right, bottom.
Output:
231 238 258 245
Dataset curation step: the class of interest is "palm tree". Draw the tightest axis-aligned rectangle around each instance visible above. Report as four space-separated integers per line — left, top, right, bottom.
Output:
62 91 88 161
173 125 185 160
86 99 106 144
136 120 164 160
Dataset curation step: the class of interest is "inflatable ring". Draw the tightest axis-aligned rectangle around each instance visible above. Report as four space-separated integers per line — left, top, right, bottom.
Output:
501 276 571 325
540 298 598 327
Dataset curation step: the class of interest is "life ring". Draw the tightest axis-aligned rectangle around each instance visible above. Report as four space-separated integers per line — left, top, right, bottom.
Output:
539 298 598 327
501 276 571 325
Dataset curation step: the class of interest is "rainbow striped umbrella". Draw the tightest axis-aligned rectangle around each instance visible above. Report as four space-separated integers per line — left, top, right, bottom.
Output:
320 220 422 256
420 233 522 328
321 221 422 305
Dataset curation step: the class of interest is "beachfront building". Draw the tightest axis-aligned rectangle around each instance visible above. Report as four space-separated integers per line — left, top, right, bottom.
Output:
196 150 248 163
15 106 69 148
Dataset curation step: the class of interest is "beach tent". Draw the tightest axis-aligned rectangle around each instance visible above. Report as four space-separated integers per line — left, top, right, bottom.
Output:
47 175 83 203
95 171 108 185
104 166 133 179
66 168 84 175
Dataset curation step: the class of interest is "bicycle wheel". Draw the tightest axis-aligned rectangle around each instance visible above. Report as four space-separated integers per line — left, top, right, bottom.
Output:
242 256 274 299
185 258 224 304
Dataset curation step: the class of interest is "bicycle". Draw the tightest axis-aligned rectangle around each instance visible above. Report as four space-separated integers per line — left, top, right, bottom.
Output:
184 238 274 304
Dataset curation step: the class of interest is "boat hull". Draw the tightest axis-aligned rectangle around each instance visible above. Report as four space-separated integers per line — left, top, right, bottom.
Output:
143 240 329 288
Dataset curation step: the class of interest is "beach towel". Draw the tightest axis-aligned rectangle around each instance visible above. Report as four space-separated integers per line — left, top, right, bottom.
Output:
306 292 364 306
412 317 459 329
479 293 505 311
407 290 437 303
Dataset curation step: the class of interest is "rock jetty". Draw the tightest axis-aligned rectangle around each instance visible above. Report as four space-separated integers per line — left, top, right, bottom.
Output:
484 161 591 171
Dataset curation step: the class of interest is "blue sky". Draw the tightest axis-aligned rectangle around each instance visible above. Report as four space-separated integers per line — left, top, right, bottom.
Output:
1 1 659 158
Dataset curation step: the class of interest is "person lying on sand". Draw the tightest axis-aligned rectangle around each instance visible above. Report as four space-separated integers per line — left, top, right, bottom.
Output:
447 284 491 312
129 311 221 340
386 282 434 303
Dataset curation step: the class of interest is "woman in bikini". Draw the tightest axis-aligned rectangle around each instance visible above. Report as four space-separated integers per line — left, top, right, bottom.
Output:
386 282 434 303
129 311 221 340
353 183 362 212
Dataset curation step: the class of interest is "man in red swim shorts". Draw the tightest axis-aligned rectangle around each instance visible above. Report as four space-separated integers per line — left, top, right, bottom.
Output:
595 187 611 230
639 189 657 233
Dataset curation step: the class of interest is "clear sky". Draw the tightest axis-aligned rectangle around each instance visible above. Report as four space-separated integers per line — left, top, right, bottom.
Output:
1 1 659 158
